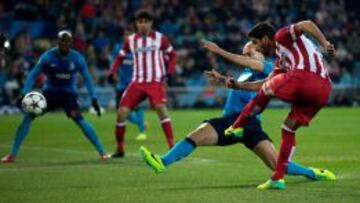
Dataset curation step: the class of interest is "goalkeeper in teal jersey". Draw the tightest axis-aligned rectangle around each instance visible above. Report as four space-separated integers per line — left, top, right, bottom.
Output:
140 41 335 183
1 31 110 163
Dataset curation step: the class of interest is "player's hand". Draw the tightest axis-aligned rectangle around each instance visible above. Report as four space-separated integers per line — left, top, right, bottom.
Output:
107 73 118 85
225 77 237 89
92 98 102 117
201 39 221 54
165 73 174 86
107 73 115 84
204 69 222 84
323 41 335 56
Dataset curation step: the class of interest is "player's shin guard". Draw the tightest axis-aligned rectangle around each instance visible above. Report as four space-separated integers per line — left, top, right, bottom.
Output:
161 138 196 167
160 118 174 148
11 114 33 156
272 125 296 180
233 89 270 128
75 119 106 154
115 122 127 153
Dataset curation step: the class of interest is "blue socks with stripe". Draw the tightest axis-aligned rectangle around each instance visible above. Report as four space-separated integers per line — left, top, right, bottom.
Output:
161 138 196 167
287 161 316 180
127 109 146 133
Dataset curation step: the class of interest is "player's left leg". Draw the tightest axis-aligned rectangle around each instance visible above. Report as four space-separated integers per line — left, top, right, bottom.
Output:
147 83 174 148
153 103 175 148
66 101 109 160
243 118 320 182
260 74 333 189
251 139 331 181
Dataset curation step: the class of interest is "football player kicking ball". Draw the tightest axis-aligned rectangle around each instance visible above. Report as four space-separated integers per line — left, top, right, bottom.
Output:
224 20 335 189
1 31 110 163
140 41 335 183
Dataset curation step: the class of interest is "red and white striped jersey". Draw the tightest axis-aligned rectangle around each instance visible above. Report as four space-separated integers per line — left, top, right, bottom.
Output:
111 31 176 83
274 24 329 79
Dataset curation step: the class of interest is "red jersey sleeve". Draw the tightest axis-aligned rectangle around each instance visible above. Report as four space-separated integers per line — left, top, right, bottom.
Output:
109 37 130 74
160 35 176 75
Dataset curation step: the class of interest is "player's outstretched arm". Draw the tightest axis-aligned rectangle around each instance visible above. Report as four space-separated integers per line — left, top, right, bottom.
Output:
296 20 335 55
201 39 265 72
204 69 266 91
79 56 102 116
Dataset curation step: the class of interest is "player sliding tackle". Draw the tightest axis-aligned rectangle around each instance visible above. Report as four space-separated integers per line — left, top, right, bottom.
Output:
140 40 335 183
223 20 336 189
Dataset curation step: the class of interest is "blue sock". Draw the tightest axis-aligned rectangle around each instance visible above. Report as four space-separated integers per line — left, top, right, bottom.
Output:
75 119 106 154
11 114 33 156
127 111 138 125
161 138 196 167
135 109 145 133
287 161 316 180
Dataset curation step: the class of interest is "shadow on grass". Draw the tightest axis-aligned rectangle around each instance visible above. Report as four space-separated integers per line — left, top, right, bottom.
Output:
159 179 316 191
0 156 146 170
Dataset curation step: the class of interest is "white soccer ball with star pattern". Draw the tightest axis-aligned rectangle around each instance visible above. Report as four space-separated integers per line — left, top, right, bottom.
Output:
22 91 47 115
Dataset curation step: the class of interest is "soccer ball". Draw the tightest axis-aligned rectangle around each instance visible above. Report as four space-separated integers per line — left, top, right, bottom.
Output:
21 91 47 115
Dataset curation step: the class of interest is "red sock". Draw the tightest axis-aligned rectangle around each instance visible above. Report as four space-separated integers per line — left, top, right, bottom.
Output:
233 89 270 128
115 122 126 153
161 118 175 148
272 125 296 180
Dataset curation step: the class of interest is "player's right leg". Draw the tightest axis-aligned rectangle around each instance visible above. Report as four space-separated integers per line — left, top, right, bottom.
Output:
112 106 130 158
1 114 35 163
116 88 147 141
113 83 145 158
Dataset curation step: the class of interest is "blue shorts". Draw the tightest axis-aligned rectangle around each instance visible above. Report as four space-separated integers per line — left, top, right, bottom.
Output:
205 113 271 149
42 89 81 118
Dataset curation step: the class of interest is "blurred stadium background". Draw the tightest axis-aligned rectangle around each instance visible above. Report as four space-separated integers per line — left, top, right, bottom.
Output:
0 0 360 114
1 1 360 202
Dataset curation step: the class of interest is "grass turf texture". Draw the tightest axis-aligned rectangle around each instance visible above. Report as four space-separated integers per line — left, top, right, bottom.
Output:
0 108 359 203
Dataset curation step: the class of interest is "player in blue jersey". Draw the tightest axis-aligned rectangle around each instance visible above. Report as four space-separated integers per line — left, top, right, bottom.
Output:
1 31 110 163
140 40 335 181
111 27 147 148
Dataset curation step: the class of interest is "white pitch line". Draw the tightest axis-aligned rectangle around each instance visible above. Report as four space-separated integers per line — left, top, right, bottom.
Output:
0 144 218 164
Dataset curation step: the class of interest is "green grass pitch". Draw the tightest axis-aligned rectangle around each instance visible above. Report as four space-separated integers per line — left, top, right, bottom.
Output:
0 108 360 202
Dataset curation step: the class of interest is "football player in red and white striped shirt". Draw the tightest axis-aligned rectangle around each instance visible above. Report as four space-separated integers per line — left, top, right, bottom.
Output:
224 20 335 189
109 10 176 157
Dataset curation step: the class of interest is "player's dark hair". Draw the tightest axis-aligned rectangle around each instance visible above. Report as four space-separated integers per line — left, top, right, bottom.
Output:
135 10 153 21
248 22 276 40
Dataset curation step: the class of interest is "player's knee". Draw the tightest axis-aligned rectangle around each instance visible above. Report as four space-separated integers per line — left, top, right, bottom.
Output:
283 119 301 131
154 104 168 119
187 123 216 146
117 107 129 121
187 128 203 145
262 81 274 96
69 110 83 122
